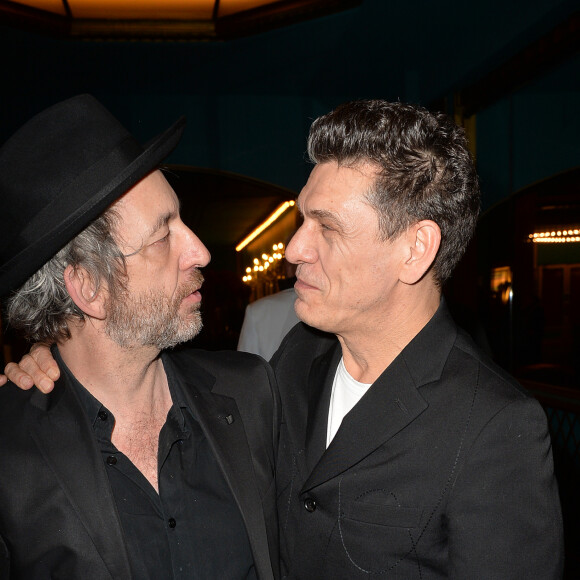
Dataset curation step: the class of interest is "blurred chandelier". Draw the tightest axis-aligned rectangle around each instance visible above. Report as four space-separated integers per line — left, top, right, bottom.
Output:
1 0 361 40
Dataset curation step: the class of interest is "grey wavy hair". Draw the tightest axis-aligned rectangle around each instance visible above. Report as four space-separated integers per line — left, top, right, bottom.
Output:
6 208 127 343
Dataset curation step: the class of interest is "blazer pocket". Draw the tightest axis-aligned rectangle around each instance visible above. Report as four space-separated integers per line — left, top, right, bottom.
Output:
344 501 423 529
334 500 424 574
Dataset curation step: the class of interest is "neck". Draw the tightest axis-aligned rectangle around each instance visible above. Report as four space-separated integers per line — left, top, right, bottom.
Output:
58 319 173 493
338 284 441 384
57 321 170 419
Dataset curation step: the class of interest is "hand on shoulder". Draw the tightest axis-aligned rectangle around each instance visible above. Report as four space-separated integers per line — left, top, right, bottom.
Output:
1 343 59 393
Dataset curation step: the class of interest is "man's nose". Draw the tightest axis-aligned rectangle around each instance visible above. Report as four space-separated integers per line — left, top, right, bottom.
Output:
285 227 315 264
285 233 300 264
181 226 211 269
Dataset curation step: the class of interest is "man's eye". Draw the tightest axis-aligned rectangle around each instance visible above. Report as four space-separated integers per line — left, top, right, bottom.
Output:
154 234 169 245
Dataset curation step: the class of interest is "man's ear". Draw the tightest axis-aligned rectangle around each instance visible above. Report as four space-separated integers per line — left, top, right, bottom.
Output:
63 264 107 320
399 220 441 285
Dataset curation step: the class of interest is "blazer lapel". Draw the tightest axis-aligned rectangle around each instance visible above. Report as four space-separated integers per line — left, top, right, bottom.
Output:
301 300 457 493
28 379 132 579
301 356 428 492
165 354 273 580
304 344 341 472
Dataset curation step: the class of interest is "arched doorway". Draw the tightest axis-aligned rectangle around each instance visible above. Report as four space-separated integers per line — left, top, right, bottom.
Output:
477 166 580 387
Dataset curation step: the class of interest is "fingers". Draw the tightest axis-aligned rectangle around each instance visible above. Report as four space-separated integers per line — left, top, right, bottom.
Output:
4 350 58 394
4 361 35 390
25 348 58 393
30 343 60 383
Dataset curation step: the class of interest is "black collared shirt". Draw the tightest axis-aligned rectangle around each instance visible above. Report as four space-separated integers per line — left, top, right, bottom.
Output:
56 349 256 580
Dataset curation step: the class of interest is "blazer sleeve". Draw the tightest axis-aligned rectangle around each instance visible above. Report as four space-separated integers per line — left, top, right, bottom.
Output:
446 396 563 579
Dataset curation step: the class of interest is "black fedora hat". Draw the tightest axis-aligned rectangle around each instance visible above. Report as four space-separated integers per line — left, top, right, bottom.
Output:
0 94 185 298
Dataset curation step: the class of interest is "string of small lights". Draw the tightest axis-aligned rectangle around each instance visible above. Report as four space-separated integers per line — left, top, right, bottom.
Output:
529 227 580 243
242 243 286 283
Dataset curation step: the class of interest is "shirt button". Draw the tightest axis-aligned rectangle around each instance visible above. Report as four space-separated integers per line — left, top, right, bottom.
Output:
98 410 108 421
168 518 177 528
304 498 317 512
106 455 117 465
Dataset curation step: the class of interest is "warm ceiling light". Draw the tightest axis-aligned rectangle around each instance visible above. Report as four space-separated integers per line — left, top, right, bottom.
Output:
11 0 259 17
3 0 362 40
236 200 295 252
12 0 278 19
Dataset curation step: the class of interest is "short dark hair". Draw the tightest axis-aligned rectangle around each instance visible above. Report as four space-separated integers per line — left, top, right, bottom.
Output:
307 100 480 284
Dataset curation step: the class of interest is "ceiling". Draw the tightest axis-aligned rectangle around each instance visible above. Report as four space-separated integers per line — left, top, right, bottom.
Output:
0 0 361 39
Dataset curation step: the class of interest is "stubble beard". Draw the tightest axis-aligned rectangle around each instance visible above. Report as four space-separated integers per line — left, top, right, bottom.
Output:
105 271 204 350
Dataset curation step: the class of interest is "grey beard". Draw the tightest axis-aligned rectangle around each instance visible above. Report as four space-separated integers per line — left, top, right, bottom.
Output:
105 278 203 350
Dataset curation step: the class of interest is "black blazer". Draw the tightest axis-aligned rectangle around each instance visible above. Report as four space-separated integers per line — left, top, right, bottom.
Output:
0 348 280 580
273 302 563 579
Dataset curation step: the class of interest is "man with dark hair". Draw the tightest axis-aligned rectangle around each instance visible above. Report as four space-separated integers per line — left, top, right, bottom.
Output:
0 95 279 579
271 100 562 578
4 99 563 579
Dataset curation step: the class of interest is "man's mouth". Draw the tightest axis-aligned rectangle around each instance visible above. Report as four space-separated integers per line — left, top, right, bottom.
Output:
295 277 318 292
180 271 204 304
181 288 202 305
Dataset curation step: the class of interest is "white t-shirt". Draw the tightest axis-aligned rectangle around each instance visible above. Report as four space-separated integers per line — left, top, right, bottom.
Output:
326 357 372 447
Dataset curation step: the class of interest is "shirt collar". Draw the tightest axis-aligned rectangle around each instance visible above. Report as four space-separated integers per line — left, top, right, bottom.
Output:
52 345 191 432
53 344 103 427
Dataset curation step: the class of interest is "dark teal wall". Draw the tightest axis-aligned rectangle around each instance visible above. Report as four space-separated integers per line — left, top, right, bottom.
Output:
477 52 580 210
2 0 579 205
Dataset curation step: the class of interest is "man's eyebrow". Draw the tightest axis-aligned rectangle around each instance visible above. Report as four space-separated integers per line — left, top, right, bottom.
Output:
122 201 181 257
145 199 181 239
308 208 347 230
146 211 174 238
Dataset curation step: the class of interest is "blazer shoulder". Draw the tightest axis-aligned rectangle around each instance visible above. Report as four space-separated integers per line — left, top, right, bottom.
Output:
0 382 34 423
167 347 277 402
271 322 336 368
453 330 530 401
170 346 271 376
0 384 35 455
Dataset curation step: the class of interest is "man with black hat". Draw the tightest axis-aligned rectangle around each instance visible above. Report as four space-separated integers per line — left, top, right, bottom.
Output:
0 95 279 579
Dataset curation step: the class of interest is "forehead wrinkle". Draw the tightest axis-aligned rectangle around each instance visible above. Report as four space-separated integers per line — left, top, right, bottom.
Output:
297 190 359 239
297 192 343 224
120 197 180 256
143 191 181 237
146 208 175 239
